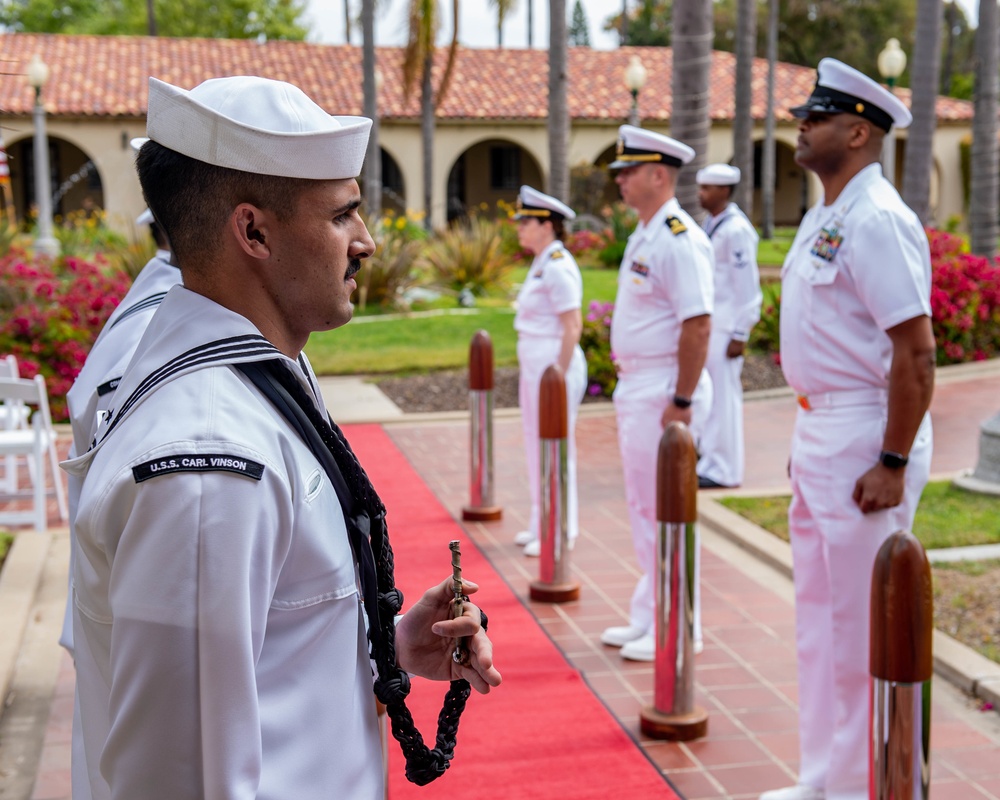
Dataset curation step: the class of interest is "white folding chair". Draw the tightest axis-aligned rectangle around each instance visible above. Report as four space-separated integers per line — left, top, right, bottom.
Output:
0 355 30 495
0 375 69 532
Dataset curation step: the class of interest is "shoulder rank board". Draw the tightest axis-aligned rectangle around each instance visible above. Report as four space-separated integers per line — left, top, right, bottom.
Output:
666 215 687 235
550 249 565 260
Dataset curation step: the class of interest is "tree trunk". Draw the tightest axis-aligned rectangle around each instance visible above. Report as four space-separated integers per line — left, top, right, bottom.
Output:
527 0 533 47
970 0 998 257
146 0 157 35
761 0 777 239
901 0 942 225
620 0 628 45
670 0 713 217
344 0 352 44
942 0 957 96
361 0 381 221
732 0 756 216
421 49 435 231
548 0 569 202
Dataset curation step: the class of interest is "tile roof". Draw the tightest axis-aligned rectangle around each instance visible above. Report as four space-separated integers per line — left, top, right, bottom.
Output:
0 33 973 123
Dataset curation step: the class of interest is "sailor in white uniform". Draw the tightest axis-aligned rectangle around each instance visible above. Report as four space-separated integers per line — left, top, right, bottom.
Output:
695 164 762 489
760 59 935 800
599 125 714 662
63 75 501 800
511 186 587 557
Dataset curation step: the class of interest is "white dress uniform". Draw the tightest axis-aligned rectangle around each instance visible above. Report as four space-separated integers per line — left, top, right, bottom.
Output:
62 286 382 800
779 162 933 800
514 239 587 545
697 201 761 487
610 196 714 640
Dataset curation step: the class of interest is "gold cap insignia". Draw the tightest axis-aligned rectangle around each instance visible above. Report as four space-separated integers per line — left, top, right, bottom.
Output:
856 102 864 113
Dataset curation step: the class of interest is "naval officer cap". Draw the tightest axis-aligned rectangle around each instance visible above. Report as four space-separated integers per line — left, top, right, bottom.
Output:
609 125 695 170
790 58 912 132
143 76 373 179
696 164 741 186
513 185 577 221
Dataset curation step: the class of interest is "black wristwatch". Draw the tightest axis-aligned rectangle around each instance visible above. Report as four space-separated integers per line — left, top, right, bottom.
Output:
672 394 692 409
879 450 909 470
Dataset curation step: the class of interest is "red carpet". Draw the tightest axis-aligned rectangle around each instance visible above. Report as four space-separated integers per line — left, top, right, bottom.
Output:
344 424 681 799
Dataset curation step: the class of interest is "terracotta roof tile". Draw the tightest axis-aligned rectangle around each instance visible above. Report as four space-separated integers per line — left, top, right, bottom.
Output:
0 33 973 123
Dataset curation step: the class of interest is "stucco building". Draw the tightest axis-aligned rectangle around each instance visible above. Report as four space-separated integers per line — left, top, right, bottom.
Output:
0 33 974 233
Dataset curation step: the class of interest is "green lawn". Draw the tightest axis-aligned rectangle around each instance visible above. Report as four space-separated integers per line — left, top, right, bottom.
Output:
305 264 619 375
718 480 1000 550
757 227 797 267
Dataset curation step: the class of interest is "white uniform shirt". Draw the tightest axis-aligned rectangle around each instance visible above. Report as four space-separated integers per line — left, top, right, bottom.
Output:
514 240 583 338
779 163 932 396
610 197 715 361
66 251 180 457
703 203 762 341
63 286 381 800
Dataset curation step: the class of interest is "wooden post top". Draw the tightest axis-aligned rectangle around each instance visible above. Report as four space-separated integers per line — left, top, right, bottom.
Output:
539 364 567 439
656 422 697 524
869 530 934 683
468 329 494 391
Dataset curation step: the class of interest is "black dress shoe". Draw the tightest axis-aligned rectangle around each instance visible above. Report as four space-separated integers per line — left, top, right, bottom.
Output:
697 475 727 489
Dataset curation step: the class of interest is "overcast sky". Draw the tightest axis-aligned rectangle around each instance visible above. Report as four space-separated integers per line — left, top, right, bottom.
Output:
303 0 980 51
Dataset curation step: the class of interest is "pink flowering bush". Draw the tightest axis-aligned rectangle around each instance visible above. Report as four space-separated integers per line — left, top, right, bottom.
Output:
927 228 1000 365
0 248 131 420
580 300 617 398
565 228 608 258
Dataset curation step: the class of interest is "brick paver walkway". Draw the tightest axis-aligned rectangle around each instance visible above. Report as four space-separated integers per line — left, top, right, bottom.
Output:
12 366 1000 799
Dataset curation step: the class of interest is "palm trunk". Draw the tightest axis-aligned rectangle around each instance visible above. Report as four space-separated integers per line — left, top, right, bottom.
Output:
527 0 533 47
344 0 352 44
970 0 998 257
670 0 713 216
732 0 756 216
361 0 381 221
761 0 777 239
548 0 569 202
901 0 942 225
146 0 157 35
421 50 434 231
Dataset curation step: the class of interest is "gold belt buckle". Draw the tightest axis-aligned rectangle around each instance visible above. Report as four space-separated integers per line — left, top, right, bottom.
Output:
797 394 812 411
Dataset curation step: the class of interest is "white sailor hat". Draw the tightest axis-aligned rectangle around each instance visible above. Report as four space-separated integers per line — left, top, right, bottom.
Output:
696 164 741 186
790 58 912 131
513 185 577 221
143 76 373 180
136 207 154 226
609 125 695 170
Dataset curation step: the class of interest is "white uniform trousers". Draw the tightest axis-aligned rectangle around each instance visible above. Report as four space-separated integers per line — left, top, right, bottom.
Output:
517 338 587 542
697 330 746 486
613 365 712 639
789 404 932 800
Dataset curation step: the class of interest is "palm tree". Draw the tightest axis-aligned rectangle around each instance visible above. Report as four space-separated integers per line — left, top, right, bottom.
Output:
760 0 777 239
549 0 569 202
732 0 756 216
901 0 941 225
970 0 998 257
670 0 713 215
527 0 533 47
402 0 460 230
361 0 381 220
487 0 518 47
344 0 352 43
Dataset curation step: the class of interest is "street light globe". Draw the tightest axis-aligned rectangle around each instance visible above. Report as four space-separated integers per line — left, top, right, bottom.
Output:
624 55 648 94
877 38 907 83
26 53 50 90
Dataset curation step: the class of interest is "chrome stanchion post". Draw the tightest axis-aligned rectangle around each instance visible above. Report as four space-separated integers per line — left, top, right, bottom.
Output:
462 330 502 521
640 421 708 740
870 530 933 800
530 365 580 603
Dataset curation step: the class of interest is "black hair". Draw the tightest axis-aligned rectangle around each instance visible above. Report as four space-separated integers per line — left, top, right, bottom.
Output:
550 217 566 241
135 141 314 266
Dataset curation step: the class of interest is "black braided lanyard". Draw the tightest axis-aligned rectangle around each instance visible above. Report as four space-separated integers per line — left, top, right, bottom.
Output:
238 360 484 785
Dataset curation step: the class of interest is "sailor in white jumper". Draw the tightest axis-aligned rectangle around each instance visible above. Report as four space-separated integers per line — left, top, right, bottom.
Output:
695 164 762 489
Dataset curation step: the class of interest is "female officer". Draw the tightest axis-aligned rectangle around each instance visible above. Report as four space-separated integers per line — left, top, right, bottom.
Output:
511 186 587 557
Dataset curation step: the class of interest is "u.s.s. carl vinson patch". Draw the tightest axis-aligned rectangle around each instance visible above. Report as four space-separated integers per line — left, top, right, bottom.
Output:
132 453 266 483
665 215 687 235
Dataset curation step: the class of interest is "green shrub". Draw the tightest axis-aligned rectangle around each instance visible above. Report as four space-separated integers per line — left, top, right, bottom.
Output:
595 202 636 268
357 211 427 311
749 280 781 356
581 300 617 398
418 215 514 298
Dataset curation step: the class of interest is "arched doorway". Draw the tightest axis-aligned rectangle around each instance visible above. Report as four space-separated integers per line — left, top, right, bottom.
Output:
445 139 543 223
6 135 104 226
380 147 406 217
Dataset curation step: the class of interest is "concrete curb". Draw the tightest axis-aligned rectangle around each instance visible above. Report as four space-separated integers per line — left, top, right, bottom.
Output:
0 531 53 707
699 495 1000 707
